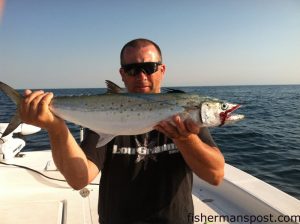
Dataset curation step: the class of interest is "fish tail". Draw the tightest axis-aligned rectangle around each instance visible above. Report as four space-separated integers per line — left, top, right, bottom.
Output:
0 81 23 138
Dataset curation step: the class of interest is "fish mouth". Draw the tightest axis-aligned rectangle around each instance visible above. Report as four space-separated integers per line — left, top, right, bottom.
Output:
219 104 244 126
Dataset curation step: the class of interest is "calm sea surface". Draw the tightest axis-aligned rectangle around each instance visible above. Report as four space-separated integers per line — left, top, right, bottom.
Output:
0 85 299 199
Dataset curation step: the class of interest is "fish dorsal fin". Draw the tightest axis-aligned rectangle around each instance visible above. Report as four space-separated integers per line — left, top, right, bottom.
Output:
164 88 186 93
105 80 126 94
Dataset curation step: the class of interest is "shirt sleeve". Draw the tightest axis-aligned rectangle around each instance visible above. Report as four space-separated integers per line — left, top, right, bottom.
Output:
80 129 107 170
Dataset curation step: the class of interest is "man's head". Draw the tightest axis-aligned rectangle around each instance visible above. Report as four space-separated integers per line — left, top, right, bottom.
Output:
119 38 166 93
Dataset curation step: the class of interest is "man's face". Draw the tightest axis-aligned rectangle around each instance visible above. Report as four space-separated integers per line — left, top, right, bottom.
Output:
120 45 166 93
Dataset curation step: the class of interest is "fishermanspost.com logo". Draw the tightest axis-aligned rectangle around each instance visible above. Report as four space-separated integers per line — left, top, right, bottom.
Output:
187 212 300 223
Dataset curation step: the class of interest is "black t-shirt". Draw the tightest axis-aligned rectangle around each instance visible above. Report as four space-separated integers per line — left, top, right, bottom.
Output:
81 129 216 224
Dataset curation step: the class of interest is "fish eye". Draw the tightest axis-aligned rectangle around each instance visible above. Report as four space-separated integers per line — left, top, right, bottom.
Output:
221 103 228 110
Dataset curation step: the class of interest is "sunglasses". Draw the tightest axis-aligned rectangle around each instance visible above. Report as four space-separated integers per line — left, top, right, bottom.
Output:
121 62 162 76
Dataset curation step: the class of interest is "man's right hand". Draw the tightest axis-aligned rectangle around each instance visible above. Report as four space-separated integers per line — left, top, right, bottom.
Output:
19 90 99 189
19 89 65 131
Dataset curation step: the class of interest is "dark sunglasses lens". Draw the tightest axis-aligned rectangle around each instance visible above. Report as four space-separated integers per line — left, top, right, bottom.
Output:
143 64 157 75
125 68 136 76
123 63 159 76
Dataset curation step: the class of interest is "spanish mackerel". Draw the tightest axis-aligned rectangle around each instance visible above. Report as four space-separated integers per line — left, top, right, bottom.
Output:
0 81 244 146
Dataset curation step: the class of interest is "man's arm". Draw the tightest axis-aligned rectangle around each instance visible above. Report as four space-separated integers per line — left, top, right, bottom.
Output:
19 90 99 190
155 115 225 185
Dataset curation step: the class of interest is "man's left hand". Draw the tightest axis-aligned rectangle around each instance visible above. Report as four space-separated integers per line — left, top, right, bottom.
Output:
154 115 200 141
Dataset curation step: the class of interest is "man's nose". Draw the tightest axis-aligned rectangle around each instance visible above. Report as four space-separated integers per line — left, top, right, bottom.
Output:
135 70 148 80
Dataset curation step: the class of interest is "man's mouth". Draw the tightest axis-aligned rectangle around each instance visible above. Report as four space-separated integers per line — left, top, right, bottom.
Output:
135 85 151 90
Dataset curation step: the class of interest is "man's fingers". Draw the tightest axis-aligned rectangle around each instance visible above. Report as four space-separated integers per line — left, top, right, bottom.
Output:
24 89 32 96
21 91 44 116
173 115 190 137
155 115 200 140
156 120 181 139
29 92 48 116
185 119 200 134
39 92 53 114
23 90 44 107
21 89 33 115
154 125 166 136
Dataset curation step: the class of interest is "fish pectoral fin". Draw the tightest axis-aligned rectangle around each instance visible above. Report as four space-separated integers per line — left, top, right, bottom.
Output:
96 133 116 147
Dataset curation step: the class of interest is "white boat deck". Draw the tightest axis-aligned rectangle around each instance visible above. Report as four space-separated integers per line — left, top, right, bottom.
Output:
0 150 299 224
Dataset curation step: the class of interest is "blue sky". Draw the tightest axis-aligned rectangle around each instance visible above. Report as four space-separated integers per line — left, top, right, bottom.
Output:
0 0 299 88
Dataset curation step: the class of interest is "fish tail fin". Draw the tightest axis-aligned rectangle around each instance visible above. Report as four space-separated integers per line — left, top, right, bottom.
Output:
0 82 23 138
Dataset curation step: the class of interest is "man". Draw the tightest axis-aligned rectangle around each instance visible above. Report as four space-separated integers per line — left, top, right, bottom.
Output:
20 38 225 223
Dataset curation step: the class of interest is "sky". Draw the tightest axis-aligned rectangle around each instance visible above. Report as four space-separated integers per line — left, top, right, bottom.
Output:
0 0 299 89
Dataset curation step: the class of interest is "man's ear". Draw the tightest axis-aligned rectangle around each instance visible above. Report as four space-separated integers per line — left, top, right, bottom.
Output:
119 68 125 82
160 64 166 79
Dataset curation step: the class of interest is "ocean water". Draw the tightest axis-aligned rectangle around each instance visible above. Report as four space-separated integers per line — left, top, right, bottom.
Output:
0 85 299 199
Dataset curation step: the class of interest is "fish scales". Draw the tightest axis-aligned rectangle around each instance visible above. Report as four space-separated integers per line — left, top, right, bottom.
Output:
0 80 244 146
51 93 205 135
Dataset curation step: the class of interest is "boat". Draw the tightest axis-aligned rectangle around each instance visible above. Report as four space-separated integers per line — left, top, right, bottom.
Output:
0 123 41 160
0 125 299 224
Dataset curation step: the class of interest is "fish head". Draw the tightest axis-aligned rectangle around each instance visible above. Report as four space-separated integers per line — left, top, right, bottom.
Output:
201 101 244 127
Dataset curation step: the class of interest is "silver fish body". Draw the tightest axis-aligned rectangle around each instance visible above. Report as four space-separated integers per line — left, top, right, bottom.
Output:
52 93 206 135
0 81 244 146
